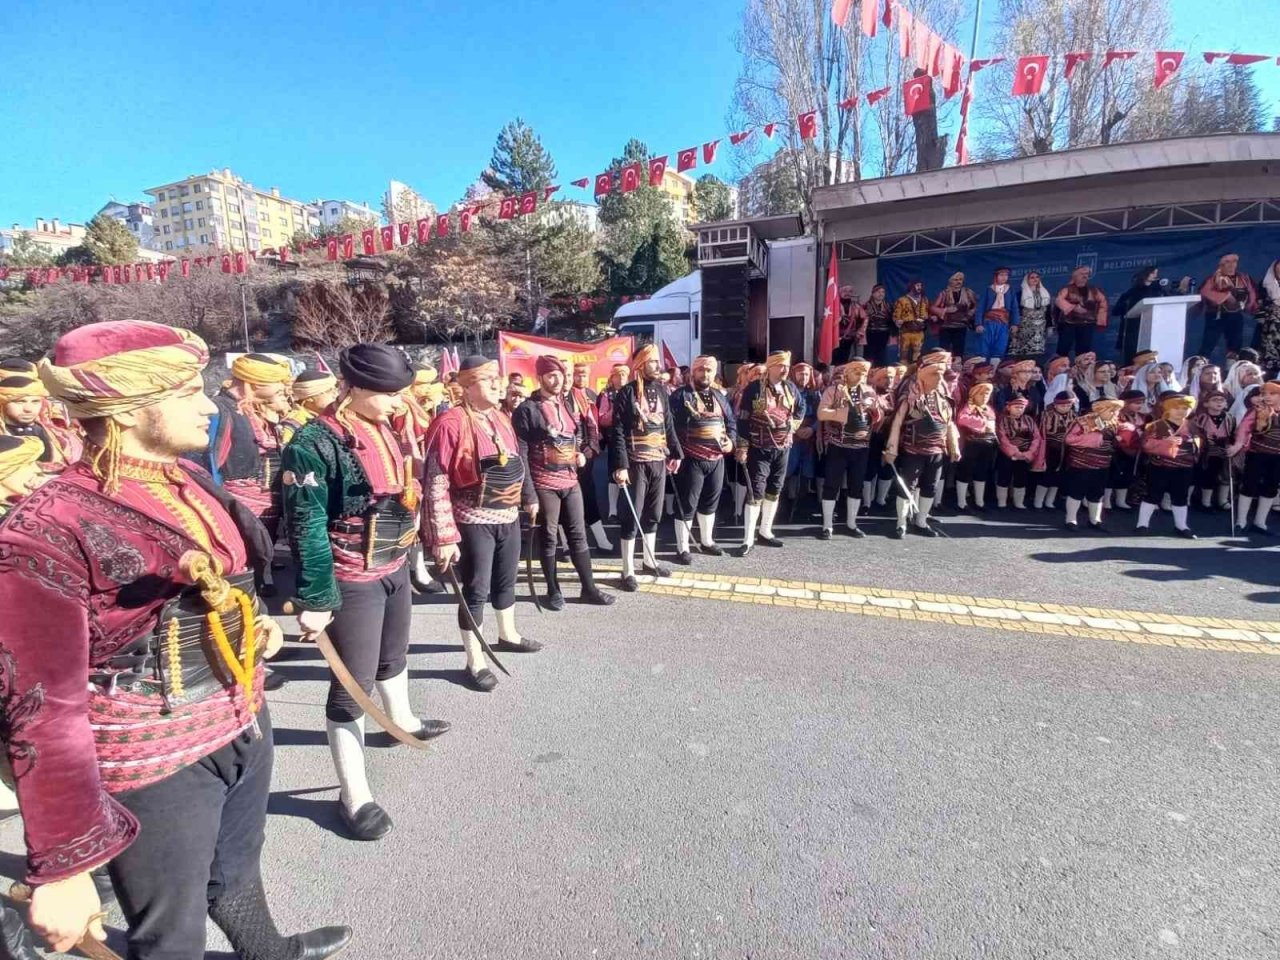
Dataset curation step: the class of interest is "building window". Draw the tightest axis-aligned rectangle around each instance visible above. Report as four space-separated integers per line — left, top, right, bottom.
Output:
178 186 189 197
231 224 242 233
208 183 219 193
159 209 167 219
278 217 287 226
163 225 170 235
170 206 180 216
194 184 203 193
165 240 173 250
182 202 192 213
158 191 167 201
184 218 193 229
229 202 241 213
195 200 203 211
197 218 205 228
200 234 209 244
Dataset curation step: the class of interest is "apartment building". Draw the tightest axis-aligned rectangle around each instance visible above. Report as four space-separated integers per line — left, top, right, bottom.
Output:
0 217 85 257
314 198 379 229
98 200 157 250
144 168 318 254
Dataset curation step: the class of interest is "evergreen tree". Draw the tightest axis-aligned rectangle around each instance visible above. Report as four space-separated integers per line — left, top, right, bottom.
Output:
597 138 689 300
80 213 139 264
693 175 735 222
482 119 557 195
1 232 53 268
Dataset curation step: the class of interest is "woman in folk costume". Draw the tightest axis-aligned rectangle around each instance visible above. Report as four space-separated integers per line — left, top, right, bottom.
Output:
883 350 960 537
1132 358 1179 415
1257 260 1280 374
815 359 881 538
975 267 1021 360
0 434 47 518
933 272 977 359
0 374 77 473
867 365 902 509
1009 270 1051 358
1179 356 1208 400
1136 392 1202 538
1033 391 1077 510
995 394 1044 510
836 285 868 364
1188 388 1235 511
1072 355 1119 410
1062 397 1133 531
1223 359 1263 408
954 382 998 512
1041 355 1072 408
862 284 894 365
1227 380 1280 534
1198 253 1258 359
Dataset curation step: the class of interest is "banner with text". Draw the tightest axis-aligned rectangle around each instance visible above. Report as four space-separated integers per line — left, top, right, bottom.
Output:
498 331 635 394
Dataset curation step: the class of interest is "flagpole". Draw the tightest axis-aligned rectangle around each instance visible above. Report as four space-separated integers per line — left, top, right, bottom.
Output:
966 0 983 67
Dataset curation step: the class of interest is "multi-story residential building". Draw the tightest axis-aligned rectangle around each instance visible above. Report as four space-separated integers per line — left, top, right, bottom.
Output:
98 200 156 250
383 180 435 224
144 168 314 254
544 200 599 234
313 198 379 230
0 218 86 258
656 168 697 225
738 150 848 218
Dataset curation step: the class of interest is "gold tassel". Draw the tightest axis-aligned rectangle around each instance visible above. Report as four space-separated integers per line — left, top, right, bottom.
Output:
89 419 123 495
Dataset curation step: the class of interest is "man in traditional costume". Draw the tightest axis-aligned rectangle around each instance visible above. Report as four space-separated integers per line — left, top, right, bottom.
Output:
975 267 1020 361
785 362 822 518
1135 392 1201 537
892 280 932 365
836 285 867 364
1199 253 1258 359
1110 388 1148 510
282 344 450 842
883 349 960 537
1188 388 1234 511
995 394 1043 509
609 345 682 588
816 359 879 538
933 272 977 359
735 350 804 554
0 375 76 473
0 435 46 518
1062 397 1130 531
596 362 630 522
867 365 901 509
512 355 614 608
423 356 542 689
994 359 1043 416
279 369 339 445
1227 380 1280 534
955 382 998 512
1034 390 1077 510
1054 266 1108 359
669 354 736 562
567 361 612 551
0 321 350 959
863 285 894 365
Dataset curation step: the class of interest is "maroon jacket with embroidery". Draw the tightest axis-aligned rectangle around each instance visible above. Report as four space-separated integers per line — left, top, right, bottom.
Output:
0 461 264 885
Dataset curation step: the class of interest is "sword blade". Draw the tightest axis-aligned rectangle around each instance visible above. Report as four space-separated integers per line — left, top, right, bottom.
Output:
889 464 919 517
444 567 511 676
524 523 543 613
621 483 661 571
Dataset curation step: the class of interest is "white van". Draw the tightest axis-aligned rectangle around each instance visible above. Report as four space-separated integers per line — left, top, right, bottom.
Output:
613 271 702 368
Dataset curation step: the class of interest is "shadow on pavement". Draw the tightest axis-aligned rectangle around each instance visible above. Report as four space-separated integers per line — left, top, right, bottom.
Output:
267 787 340 832
1029 542 1280 597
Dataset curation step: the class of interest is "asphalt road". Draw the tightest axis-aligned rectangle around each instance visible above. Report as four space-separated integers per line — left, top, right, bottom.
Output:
2 510 1277 959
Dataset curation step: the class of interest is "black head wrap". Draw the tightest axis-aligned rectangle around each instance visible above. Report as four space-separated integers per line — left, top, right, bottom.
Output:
338 344 414 393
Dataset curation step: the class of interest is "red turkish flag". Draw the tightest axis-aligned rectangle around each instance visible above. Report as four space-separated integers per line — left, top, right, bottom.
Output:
1103 50 1137 69
543 185 560 201
221 254 232 274
158 260 170 280
398 222 411 246
928 32 944 76
798 110 819 140
620 163 642 193
1012 55 1050 95
912 20 930 71
234 252 247 274
970 57 1004 72
571 177 589 189
942 48 964 98
519 190 538 214
325 237 338 261
860 0 878 37
278 246 290 263
1154 51 1184 89
897 8 912 59
1204 52 1269 66
0 267 8 280
818 246 841 365
648 156 668 186
379 225 394 251
460 209 474 233
832 0 854 28
112 265 123 283
702 140 720 165
416 218 431 244
594 172 612 196
838 97 857 111
361 228 377 255
145 262 154 281
729 129 753 145
436 214 450 238
1064 52 1091 79
866 85 891 105
677 147 697 172
763 123 776 139
882 0 894 27
499 197 517 220
182 258 191 278
341 235 355 259
903 74 933 115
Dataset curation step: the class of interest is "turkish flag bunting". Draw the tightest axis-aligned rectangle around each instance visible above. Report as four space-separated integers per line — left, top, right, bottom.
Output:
543 185 560 201
460 209 474 233
49 268 62 283
181 258 191 278
1204 52 1269 66
702 140 720 165
0 268 8 280
398 222 411 246
416 218 431 244
145 263 154 281
832 0 854 27
1154 51 1184 89
730 129 753 145
620 163 642 193
970 57 1004 72
120 265 131 284
436 214 450 238
342 235 355 259
278 246 290 263
882 0 893 28
897 9 912 59
1065 52 1091 79
519 190 538 214
361 228 377 255
798 111 819 140
912 20 931 72
763 123 776 139
648 156 668 186
903 74 933 115
860 0 878 37
234 252 247 274
499 197 517 220
571 177 589 189
677 147 698 172
159 261 170 280
326 237 339 261
838 97 858 111
1103 50 1137 69
866 85 891 105
942 48 964 97
222 255 232 274
594 172 613 196
379 226 394 251
1012 55 1050 95
928 32 944 76
110 266 121 283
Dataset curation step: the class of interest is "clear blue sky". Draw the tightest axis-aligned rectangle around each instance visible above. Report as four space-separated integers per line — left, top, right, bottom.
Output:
0 0 1275 227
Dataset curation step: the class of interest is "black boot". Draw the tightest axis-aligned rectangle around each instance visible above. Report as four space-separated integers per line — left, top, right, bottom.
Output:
571 550 615 605
539 557 565 611
209 874 353 960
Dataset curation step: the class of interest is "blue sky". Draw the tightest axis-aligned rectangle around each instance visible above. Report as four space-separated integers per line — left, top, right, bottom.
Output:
0 0 1275 227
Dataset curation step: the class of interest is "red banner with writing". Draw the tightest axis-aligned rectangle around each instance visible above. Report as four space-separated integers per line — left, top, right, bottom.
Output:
497 331 635 394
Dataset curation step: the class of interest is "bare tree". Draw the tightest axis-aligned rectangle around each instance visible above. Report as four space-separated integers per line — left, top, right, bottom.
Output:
292 282 393 349
979 0 1173 157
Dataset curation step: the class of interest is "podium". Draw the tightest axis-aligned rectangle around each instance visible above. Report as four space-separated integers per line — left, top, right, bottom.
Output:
1125 295 1199 370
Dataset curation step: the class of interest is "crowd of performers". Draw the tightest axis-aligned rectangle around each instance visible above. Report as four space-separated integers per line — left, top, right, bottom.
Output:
0 315 1279 959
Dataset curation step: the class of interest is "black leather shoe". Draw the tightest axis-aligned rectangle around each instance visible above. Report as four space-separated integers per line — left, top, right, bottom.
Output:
698 542 724 556
642 562 670 578
581 587 616 606
758 534 784 547
1176 527 1198 539
289 924 354 958
1088 520 1107 532
340 801 393 841
891 526 906 540
911 523 939 538
1064 521 1080 532
495 637 544 653
619 574 639 592
467 667 498 691
543 591 566 611
845 527 866 539
817 528 832 540
737 543 753 558
411 572 445 595
263 668 288 692
414 719 451 741
674 550 693 565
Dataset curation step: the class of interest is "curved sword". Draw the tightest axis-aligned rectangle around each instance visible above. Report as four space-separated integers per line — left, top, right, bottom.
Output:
524 521 543 613
443 567 511 676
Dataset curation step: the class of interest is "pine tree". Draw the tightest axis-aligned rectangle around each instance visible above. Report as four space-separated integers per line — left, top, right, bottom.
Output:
482 119 557 195
597 138 689 300
693 175 735 222
80 213 139 265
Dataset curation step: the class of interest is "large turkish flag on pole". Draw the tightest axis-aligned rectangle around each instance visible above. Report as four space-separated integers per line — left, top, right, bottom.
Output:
818 245 840 365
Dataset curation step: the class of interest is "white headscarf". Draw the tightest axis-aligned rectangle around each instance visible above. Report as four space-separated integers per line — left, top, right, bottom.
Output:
1044 372 1076 410
1133 361 1177 414
1223 361 1262 403
1262 261 1280 304
1230 383 1260 424
1180 357 1206 397
1021 277 1049 310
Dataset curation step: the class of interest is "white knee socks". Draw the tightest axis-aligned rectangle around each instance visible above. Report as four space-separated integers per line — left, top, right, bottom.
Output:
915 495 934 528
1065 497 1082 525
620 538 636 578
696 512 717 548
607 483 619 518
846 498 861 531
1012 487 1026 509
1087 500 1104 524
327 718 372 814
495 605 521 644
642 531 660 568
996 485 1009 508
820 500 835 532
759 498 779 538
956 482 969 509
1256 497 1275 530
1171 505 1190 531
973 481 987 508
1136 501 1157 529
674 518 691 554
375 668 422 734
743 504 761 545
